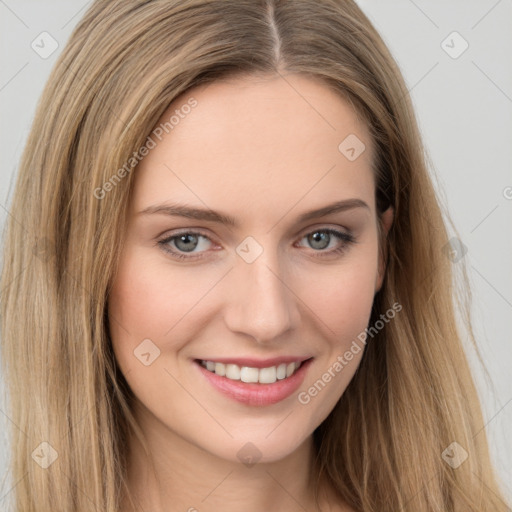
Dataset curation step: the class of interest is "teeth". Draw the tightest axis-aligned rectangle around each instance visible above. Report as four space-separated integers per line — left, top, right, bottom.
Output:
225 364 241 380
259 366 277 384
276 363 287 380
214 362 226 376
200 360 303 384
240 366 259 383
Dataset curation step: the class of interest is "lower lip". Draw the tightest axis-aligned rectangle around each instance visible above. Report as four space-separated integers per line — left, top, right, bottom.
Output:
194 359 313 406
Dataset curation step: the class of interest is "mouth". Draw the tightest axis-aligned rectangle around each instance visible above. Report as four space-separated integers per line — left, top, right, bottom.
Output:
197 358 306 384
193 357 314 406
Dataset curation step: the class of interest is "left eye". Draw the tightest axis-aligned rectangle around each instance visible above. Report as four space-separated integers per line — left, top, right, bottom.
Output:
157 228 355 260
296 228 355 252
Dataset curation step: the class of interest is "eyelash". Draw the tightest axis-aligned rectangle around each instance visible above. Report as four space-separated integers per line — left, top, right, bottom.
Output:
156 228 356 261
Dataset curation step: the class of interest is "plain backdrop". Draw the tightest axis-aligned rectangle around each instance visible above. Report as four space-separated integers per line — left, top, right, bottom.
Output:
0 0 511 509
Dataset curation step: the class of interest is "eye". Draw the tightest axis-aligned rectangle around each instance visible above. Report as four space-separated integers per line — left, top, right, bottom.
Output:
156 227 356 261
157 230 214 260
296 228 356 258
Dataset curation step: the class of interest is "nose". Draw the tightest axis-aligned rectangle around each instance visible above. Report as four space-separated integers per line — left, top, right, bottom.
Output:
222 245 299 344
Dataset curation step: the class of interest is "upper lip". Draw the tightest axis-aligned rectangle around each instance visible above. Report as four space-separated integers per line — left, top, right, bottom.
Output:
195 356 313 368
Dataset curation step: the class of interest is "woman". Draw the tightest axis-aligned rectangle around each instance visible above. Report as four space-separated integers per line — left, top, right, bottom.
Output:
0 1 509 511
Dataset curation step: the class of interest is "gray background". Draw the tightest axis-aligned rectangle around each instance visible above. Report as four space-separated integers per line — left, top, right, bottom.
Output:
0 0 511 509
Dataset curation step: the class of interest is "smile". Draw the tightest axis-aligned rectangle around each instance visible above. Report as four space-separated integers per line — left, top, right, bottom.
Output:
199 360 302 384
194 357 314 406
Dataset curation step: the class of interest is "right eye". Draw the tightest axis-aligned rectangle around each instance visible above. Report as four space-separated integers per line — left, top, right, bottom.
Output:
157 230 215 260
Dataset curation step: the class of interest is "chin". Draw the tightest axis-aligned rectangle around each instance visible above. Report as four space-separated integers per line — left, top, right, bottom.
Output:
196 424 316 467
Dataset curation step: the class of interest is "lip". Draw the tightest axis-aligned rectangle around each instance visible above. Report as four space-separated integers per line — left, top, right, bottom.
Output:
194 357 313 407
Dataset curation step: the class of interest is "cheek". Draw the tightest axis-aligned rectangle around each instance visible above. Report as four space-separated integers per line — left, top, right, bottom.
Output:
293 254 378 422
108 249 198 367
296 247 379 340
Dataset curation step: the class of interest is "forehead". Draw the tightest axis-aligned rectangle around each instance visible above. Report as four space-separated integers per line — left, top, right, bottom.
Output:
131 73 375 219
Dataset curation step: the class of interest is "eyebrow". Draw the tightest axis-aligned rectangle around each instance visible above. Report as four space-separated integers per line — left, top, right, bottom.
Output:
137 198 370 227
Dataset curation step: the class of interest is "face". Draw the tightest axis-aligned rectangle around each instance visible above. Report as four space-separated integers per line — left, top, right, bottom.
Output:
108 73 392 465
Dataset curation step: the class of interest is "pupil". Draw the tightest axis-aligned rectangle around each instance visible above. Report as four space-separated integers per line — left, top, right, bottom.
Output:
177 234 197 252
310 231 328 249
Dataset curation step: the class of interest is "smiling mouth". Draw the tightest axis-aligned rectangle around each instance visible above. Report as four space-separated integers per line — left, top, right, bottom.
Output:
196 359 309 384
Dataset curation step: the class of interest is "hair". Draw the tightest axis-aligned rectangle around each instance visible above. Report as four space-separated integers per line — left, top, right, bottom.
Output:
0 0 509 511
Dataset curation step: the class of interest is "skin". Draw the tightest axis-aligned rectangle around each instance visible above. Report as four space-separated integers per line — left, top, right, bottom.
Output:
108 73 393 512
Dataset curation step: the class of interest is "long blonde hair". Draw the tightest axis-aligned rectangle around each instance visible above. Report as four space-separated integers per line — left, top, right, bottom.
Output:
1 1 509 510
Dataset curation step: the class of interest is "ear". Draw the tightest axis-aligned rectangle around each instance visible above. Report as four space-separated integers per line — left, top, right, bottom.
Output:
375 206 394 293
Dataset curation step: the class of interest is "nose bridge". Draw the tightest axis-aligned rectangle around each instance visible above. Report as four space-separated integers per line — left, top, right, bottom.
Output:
224 237 298 342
